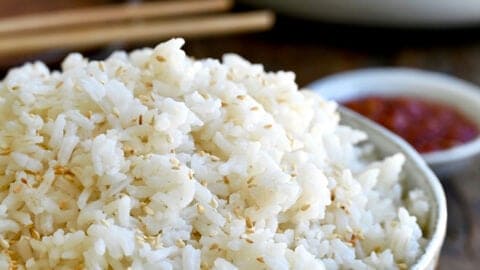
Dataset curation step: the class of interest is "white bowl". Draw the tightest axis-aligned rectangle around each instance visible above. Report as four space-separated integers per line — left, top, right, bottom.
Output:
308 68 480 176
240 0 480 28
339 107 447 270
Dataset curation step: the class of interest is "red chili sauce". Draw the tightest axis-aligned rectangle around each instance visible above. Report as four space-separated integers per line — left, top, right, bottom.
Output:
343 96 479 153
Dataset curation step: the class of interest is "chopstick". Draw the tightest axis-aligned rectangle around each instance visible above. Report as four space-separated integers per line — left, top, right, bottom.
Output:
0 11 275 56
0 0 233 35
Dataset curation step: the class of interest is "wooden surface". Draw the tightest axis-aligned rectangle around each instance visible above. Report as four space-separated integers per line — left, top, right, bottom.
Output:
2 2 480 269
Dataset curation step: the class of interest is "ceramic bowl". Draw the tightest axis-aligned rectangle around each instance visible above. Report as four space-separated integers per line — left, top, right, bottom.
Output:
240 0 480 28
308 68 480 176
339 107 447 270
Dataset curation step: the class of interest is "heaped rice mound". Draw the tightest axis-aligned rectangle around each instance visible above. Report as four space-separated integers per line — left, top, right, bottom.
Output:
0 39 429 269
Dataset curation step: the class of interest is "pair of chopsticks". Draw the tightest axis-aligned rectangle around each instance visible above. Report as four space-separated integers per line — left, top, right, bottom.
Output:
0 0 274 56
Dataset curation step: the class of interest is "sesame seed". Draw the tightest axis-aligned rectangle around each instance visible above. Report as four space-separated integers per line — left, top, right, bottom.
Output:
112 107 120 117
30 228 41 240
256 257 265 263
138 115 143 125
0 238 9 249
175 239 186 248
191 230 201 241
64 173 75 182
250 106 259 111
144 82 153 88
169 158 180 166
300 204 311 211
123 145 135 156
54 165 71 175
223 176 230 184
236 95 246 100
245 238 254 244
196 204 205 214
245 217 254 228
210 198 218 208
340 205 350 214
0 148 12 155
59 200 68 210
115 67 123 76
263 124 272 129
143 206 154 215
209 243 219 250
155 55 166 62
201 262 210 270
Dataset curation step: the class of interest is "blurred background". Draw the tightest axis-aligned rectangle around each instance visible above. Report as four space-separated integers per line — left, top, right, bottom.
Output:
1 0 479 269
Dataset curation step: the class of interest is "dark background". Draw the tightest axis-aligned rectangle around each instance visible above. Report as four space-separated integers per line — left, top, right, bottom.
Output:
1 1 480 269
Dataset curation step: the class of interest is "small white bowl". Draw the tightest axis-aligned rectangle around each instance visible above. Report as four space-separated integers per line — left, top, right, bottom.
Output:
339 108 447 270
307 68 480 176
240 0 480 27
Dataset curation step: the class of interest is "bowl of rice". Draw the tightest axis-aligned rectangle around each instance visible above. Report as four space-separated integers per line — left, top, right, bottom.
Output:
0 39 446 269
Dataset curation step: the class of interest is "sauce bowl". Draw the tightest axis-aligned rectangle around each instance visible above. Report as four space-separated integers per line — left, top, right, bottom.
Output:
307 68 480 177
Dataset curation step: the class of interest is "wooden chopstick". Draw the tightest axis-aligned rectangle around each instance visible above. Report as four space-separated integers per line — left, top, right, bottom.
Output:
0 11 275 56
0 0 233 35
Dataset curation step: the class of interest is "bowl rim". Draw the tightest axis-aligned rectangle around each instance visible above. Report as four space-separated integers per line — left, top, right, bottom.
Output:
307 67 480 167
339 107 447 270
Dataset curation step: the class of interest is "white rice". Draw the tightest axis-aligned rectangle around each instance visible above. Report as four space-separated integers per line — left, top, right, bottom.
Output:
0 38 429 269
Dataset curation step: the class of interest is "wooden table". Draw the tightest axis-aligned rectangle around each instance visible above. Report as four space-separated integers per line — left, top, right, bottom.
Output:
2 2 480 269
